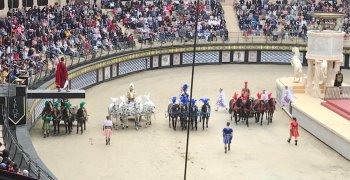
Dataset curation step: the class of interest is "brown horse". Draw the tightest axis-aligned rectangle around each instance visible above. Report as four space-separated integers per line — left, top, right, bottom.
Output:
266 98 276 123
253 99 268 125
229 98 243 125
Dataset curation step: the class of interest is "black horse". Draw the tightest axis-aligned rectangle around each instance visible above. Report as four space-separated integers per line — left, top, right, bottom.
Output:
76 107 87 134
241 98 252 127
167 103 180 130
179 103 189 130
189 104 198 130
253 99 268 125
200 103 211 130
62 106 73 134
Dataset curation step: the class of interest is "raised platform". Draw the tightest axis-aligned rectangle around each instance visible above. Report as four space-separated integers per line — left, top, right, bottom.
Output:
321 100 350 121
27 90 85 99
277 77 350 160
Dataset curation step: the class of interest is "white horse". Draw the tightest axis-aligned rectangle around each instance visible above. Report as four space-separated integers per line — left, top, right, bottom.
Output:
291 47 303 83
108 97 121 129
141 94 156 128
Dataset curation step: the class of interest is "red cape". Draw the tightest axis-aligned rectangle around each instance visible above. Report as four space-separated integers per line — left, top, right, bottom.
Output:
55 61 68 88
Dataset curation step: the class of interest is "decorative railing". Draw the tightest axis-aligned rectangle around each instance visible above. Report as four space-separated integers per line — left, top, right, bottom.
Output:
324 86 350 100
27 32 350 89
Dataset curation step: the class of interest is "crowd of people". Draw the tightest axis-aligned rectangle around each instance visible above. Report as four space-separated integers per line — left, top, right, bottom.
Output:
235 0 350 41
107 0 228 43
0 2 134 84
0 142 30 177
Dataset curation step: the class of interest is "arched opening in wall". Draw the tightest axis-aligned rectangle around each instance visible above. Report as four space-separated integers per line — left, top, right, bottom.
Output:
37 0 48 6
22 0 34 7
8 0 19 9
0 0 4 10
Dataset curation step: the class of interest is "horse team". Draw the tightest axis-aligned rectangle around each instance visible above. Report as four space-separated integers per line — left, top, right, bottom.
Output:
167 97 211 131
229 94 276 127
108 94 156 130
41 100 88 138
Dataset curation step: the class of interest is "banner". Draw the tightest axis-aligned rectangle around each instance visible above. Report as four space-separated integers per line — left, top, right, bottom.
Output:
8 96 26 125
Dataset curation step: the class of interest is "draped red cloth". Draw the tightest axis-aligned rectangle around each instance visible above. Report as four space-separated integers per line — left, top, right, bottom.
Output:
55 61 68 88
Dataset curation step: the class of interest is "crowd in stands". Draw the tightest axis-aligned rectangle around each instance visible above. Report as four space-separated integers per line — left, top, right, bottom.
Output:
105 0 228 43
0 142 29 177
235 0 350 40
0 2 133 84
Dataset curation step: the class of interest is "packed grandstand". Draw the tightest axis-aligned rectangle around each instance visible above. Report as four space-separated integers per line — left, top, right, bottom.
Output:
0 0 349 178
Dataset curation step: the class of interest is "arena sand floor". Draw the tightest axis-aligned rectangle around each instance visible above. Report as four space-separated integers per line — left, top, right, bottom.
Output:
30 64 350 180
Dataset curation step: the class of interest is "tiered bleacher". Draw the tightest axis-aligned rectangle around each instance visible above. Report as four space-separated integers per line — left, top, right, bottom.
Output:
105 0 228 43
0 2 133 85
235 0 350 40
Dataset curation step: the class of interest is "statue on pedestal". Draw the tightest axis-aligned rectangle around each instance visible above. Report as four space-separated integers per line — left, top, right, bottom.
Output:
320 60 328 84
291 47 303 83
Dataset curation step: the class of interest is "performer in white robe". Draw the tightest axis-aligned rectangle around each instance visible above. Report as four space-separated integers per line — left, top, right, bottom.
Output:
216 88 227 111
262 90 269 102
281 86 293 108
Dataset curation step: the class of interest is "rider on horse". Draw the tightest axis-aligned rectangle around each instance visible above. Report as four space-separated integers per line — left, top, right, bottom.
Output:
241 81 250 98
127 83 136 103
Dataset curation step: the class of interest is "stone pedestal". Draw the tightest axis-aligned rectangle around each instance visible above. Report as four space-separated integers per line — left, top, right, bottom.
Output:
305 30 344 98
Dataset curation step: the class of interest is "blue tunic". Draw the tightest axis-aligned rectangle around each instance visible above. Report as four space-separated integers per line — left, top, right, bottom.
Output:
223 127 233 144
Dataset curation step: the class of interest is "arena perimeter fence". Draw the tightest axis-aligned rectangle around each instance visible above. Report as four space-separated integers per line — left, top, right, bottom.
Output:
2 119 54 180
5 33 350 180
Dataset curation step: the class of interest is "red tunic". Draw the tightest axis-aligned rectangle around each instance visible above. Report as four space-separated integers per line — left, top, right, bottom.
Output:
290 121 299 137
55 61 68 88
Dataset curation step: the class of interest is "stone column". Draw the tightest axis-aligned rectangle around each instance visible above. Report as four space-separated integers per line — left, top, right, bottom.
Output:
334 61 341 72
306 59 314 95
325 61 333 87
312 60 322 98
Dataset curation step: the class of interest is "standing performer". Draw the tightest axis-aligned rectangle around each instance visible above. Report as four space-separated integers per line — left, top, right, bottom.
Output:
261 90 269 102
55 57 70 92
241 81 250 98
287 117 299 146
42 112 53 138
334 69 343 94
127 83 136 103
280 86 293 108
103 115 113 145
216 88 227 111
222 122 233 153
334 69 343 87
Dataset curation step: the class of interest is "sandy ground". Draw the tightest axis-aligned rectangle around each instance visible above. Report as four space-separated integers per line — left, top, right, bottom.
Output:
30 65 350 180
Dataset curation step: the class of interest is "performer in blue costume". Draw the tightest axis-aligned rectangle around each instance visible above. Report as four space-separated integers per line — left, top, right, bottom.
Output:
223 122 233 153
180 84 190 101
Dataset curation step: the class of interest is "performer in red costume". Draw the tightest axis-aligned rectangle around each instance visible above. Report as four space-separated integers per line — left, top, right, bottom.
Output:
241 81 250 98
287 117 300 146
55 57 70 92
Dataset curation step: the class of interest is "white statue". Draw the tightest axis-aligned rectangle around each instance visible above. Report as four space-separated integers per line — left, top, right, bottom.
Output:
291 47 303 83
320 60 327 84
